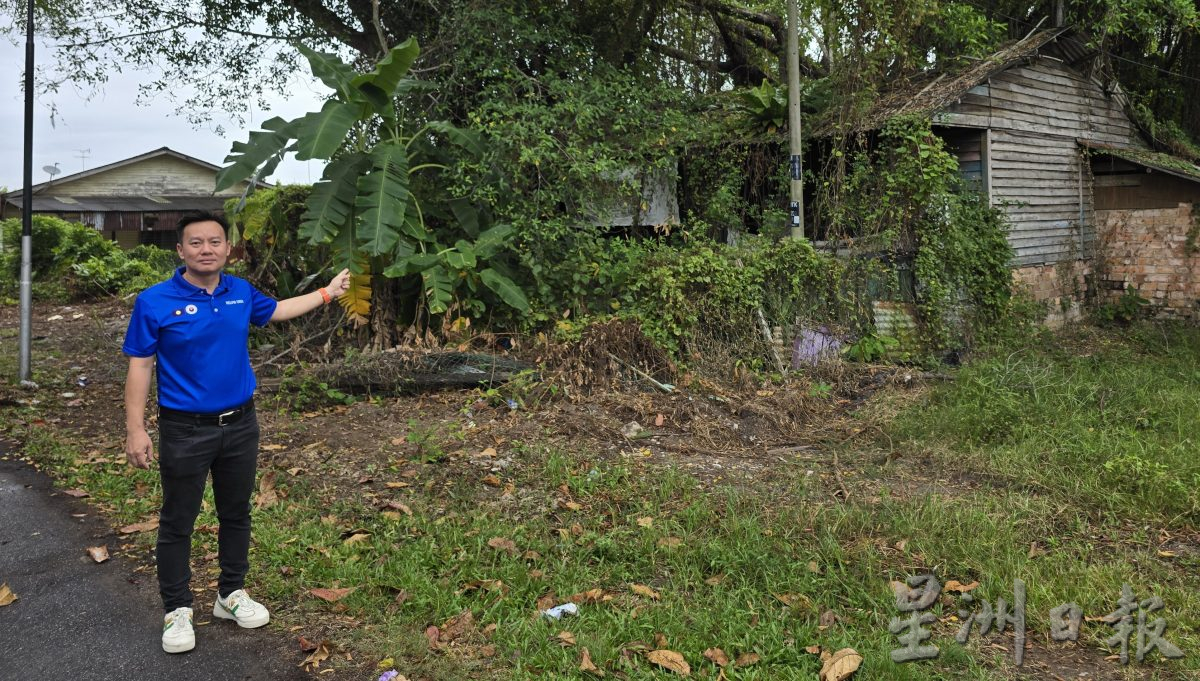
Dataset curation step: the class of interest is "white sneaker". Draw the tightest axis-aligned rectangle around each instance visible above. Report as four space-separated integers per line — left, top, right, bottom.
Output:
162 607 195 653
213 589 270 628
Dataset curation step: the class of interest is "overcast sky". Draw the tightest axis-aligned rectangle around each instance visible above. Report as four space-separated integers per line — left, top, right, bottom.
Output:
0 36 328 192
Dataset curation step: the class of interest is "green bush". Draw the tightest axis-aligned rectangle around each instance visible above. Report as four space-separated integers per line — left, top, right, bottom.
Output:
0 215 77 281
0 216 177 300
538 231 858 364
71 253 158 298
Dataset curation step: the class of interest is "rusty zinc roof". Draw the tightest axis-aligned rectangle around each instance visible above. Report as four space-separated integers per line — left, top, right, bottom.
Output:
814 27 1084 136
1081 140 1200 184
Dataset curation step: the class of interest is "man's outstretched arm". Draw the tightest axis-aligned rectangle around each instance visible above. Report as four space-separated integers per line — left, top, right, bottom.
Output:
269 268 351 323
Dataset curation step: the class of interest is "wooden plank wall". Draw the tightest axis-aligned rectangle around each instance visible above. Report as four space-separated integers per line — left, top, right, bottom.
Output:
934 57 1148 266
51 156 249 198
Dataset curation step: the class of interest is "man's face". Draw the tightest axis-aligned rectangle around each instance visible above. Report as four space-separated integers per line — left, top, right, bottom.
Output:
176 220 231 277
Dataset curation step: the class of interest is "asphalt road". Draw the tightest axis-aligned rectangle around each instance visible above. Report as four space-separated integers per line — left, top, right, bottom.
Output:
0 452 311 681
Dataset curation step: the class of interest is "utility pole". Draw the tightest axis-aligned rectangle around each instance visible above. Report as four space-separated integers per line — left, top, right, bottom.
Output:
19 0 35 384
786 0 805 240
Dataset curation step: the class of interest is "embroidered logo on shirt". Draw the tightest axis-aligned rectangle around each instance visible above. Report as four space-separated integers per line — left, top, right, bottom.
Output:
185 304 198 315
224 299 245 305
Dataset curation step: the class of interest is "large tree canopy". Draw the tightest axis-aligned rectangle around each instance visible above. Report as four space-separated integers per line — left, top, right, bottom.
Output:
6 1 1197 136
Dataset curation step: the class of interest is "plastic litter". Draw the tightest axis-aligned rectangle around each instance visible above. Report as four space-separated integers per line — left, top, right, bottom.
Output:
540 603 579 619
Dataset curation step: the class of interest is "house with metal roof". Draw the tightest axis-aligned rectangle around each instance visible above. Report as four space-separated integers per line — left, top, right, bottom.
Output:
820 28 1200 323
0 147 270 249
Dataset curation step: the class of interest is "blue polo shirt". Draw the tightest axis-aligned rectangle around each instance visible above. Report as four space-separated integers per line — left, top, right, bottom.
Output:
123 267 278 413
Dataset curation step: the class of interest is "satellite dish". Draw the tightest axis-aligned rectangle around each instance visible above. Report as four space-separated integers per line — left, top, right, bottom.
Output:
43 162 61 181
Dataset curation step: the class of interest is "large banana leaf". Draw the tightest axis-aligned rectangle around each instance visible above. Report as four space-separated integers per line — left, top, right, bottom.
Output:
338 271 373 326
299 153 370 244
383 252 439 277
297 45 355 101
480 268 530 312
331 222 359 273
445 241 477 270
421 266 454 315
426 120 484 158
447 197 480 237
293 101 360 161
351 38 420 99
355 142 411 257
215 116 296 192
473 223 513 259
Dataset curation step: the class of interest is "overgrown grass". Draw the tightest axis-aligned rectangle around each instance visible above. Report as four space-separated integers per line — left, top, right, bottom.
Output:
890 322 1200 523
5 321 1198 679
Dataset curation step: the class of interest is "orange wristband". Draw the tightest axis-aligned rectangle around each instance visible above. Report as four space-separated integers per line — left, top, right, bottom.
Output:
318 287 331 305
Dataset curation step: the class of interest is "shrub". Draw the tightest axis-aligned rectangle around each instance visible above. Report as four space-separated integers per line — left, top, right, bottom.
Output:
0 216 177 300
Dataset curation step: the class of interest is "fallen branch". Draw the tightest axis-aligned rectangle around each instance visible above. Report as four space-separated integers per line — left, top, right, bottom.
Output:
606 352 675 393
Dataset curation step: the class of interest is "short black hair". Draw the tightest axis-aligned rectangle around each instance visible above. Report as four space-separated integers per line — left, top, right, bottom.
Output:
176 211 230 244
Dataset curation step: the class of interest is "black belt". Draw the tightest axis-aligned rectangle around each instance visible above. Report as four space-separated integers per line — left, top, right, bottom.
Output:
159 399 255 427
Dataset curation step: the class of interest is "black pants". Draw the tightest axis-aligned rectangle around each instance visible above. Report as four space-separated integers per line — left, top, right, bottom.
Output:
156 406 259 611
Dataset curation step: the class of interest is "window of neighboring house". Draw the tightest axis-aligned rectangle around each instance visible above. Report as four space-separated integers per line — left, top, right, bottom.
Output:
938 127 988 194
138 229 177 249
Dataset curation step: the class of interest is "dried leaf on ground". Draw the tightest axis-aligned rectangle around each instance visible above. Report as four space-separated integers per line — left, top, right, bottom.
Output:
579 647 604 676
482 474 502 487
636 516 654 528
646 649 690 676
657 537 683 548
569 588 607 604
735 652 760 667
86 545 109 563
0 583 16 606
630 584 661 600
555 631 577 646
487 537 517 553
343 532 371 545
298 636 320 652
703 648 730 666
441 610 475 643
381 500 412 515
118 519 159 534
819 648 862 681
774 592 809 608
804 645 821 655
310 587 355 602
255 471 279 509
301 640 331 671
62 488 89 498
944 580 979 593
819 609 837 628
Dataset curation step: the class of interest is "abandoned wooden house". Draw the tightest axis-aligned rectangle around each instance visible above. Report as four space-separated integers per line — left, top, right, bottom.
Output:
0 147 268 249
829 28 1200 324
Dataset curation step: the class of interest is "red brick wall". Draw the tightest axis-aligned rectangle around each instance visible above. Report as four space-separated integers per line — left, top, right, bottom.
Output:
1011 260 1091 328
1096 203 1200 319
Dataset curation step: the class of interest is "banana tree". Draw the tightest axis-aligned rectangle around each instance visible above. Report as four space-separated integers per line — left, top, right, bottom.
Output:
215 39 529 330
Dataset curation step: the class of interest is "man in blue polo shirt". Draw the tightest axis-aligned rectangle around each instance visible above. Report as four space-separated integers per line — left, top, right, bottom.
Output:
123 212 349 654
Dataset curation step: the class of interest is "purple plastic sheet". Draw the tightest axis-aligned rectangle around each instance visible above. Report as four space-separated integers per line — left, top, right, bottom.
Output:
793 326 842 367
